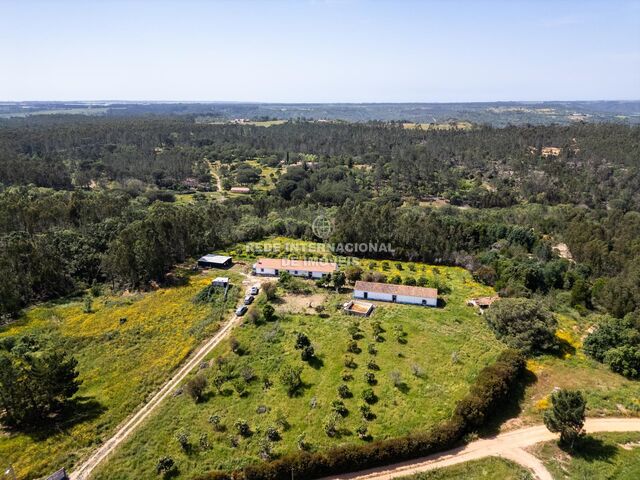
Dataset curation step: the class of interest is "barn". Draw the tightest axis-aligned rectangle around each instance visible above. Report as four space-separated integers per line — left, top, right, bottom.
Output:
353 281 438 307
197 254 232 269
253 258 337 278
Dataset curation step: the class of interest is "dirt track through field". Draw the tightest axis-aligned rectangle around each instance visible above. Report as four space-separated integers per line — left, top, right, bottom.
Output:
70 273 257 480
320 418 640 480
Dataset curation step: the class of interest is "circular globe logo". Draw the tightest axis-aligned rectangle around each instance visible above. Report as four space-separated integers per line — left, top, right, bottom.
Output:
312 215 334 240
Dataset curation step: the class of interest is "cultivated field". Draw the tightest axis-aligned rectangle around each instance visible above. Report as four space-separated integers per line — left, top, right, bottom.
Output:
0 269 241 479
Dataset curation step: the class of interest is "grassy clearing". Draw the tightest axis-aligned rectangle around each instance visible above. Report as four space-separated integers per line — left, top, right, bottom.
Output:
0 269 241 479
520 311 640 424
530 432 640 479
93 244 505 479
399 457 532 479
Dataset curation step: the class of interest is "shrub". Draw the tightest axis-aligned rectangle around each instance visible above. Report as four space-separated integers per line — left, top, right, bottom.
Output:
295 332 311 349
262 281 277 301
367 343 377 355
362 388 377 404
485 298 558 354
262 303 276 322
199 433 210 449
175 431 190 451
331 399 348 416
279 365 303 396
360 404 374 420
234 419 251 437
347 340 361 354
403 277 416 286
266 426 281 441
344 355 357 369
156 456 176 475
389 370 403 388
364 372 377 385
208 414 224 431
184 373 208 403
338 384 352 398
367 360 379 370
356 425 371 440
301 345 315 362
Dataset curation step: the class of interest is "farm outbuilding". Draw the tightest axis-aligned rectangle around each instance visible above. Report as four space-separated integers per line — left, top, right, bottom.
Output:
253 257 337 278
353 281 438 307
197 254 232 269
230 187 251 194
343 300 374 317
212 277 229 287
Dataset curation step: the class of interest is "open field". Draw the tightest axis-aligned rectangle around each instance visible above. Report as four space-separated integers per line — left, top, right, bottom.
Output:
92 244 505 479
517 311 640 427
0 269 241 479
530 432 640 479
399 457 532 479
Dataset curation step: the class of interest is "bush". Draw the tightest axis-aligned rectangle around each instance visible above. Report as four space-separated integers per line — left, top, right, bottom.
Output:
338 384 352 398
266 426 281 441
362 388 377 404
234 419 251 437
295 332 311 349
584 313 640 378
279 365 303 396
301 345 315 362
184 373 208 403
331 399 348 416
364 372 377 385
347 340 361 354
262 282 278 301
156 456 176 475
175 431 190 451
484 298 558 354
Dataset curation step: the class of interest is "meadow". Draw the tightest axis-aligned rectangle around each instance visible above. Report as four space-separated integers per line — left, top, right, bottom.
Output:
399 457 532 479
0 269 240 479
93 245 506 479
530 432 640 479
519 309 640 424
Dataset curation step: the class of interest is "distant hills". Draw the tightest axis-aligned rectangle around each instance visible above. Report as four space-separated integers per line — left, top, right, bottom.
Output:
1 100 639 126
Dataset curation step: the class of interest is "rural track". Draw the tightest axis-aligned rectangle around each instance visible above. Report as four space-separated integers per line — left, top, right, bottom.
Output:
70 273 255 480
320 418 640 480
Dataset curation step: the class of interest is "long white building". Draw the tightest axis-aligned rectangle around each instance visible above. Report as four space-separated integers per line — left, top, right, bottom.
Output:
253 258 337 279
353 281 438 307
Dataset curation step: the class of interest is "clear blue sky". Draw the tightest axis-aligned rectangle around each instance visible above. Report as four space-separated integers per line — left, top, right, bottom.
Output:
1 0 639 102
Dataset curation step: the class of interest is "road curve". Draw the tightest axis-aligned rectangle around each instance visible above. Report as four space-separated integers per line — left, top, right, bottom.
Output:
70 274 252 480
320 418 640 480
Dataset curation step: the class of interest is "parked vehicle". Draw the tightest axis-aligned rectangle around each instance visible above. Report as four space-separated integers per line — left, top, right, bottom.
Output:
244 295 254 305
235 305 248 316
250 286 259 295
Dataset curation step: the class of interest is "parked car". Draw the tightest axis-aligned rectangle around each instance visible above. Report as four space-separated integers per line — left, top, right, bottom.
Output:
250 285 259 295
235 305 248 316
244 295 254 305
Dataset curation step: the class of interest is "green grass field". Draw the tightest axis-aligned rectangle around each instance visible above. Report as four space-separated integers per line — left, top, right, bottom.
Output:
0 269 240 479
399 457 532 479
531 432 640 479
521 310 640 424
92 246 506 479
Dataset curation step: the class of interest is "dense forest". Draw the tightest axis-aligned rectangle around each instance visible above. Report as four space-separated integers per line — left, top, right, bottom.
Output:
0 116 638 322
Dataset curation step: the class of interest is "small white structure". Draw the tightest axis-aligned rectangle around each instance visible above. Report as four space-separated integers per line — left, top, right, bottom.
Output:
353 281 437 307
212 277 229 287
253 258 337 279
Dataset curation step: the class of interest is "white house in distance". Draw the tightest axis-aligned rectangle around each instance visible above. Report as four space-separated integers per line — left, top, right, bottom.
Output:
353 281 438 307
253 258 337 279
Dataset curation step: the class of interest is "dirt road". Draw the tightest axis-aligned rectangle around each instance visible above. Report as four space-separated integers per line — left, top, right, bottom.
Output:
321 418 640 480
70 273 257 480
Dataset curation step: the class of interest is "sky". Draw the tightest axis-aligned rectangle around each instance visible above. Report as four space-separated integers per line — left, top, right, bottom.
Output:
1 0 639 102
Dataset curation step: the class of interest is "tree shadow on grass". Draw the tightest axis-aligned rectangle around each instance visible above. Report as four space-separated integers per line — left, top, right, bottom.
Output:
563 435 618 462
307 355 325 370
554 337 577 358
23 396 105 441
478 368 538 437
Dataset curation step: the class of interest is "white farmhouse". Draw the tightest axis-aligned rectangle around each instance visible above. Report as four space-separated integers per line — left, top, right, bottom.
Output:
353 281 438 307
253 258 337 279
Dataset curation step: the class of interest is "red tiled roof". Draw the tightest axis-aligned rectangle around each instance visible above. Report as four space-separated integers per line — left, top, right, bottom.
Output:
354 281 437 299
254 258 337 273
